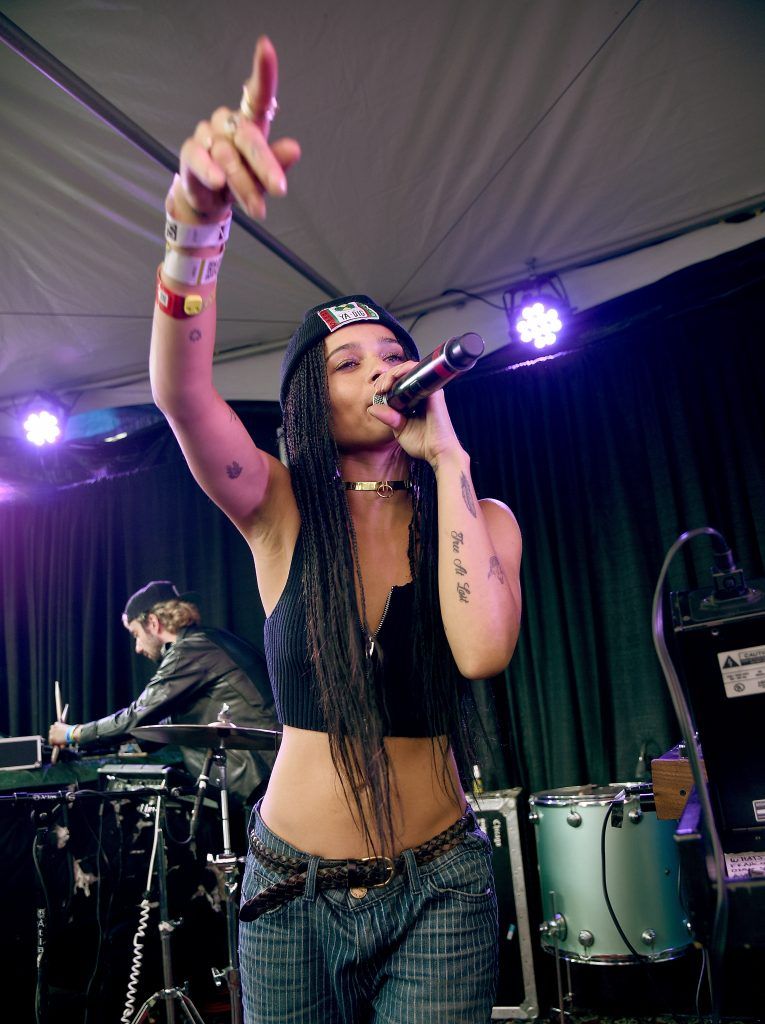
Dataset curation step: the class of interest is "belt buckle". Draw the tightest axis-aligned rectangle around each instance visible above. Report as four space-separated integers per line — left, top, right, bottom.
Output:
349 855 395 899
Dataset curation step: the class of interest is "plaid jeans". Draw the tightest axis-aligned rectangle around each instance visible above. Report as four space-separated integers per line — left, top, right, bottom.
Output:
239 803 498 1023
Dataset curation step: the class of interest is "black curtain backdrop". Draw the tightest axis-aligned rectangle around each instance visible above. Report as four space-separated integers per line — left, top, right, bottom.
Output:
1 239 764 799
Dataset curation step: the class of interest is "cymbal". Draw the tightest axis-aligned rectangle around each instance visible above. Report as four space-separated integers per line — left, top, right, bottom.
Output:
131 723 282 751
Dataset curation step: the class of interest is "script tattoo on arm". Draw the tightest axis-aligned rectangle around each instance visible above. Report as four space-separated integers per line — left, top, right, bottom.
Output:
225 461 243 479
460 472 477 518
488 555 506 585
451 528 470 602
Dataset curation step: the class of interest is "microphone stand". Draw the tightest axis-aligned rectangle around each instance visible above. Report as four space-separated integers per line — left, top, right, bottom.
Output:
132 793 206 1024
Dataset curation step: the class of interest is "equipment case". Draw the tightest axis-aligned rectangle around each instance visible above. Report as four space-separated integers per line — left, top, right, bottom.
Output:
468 787 539 1020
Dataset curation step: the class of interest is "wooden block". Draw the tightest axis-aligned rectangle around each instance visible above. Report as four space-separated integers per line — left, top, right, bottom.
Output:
651 744 707 819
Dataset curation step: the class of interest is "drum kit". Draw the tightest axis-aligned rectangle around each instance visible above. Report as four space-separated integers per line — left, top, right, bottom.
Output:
122 709 281 1024
528 781 692 1021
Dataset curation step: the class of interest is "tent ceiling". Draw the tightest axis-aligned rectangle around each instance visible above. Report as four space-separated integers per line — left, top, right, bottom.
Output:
1 0 764 439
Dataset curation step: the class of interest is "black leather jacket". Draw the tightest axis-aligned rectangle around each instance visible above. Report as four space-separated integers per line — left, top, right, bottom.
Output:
77 625 277 803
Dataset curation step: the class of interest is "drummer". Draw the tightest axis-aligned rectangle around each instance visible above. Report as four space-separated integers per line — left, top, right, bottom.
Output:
47 580 278 807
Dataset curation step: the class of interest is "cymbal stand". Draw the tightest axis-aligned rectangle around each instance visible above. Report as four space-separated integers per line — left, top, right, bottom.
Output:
208 744 243 1024
131 793 206 1024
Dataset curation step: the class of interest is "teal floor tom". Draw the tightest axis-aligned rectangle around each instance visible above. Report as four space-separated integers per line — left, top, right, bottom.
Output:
529 784 691 963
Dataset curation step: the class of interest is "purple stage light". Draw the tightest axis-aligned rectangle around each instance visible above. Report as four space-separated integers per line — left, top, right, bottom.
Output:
515 301 563 349
23 408 62 446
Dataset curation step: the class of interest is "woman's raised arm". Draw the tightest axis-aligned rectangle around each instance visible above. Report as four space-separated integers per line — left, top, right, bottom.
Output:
150 37 300 536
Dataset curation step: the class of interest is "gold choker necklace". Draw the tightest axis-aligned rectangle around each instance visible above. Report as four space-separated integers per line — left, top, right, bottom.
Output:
344 480 410 498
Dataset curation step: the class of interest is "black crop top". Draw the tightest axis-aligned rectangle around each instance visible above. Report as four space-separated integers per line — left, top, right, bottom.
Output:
264 531 445 737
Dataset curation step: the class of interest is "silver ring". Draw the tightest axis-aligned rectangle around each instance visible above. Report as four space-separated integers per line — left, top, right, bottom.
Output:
223 113 239 140
240 84 278 124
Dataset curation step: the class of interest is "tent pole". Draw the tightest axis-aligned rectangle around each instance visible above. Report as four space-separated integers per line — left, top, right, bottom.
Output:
0 12 340 298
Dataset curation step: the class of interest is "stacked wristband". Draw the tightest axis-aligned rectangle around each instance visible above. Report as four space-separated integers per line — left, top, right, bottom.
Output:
156 266 217 319
65 724 77 745
165 209 232 248
157 207 231 316
163 245 225 286
162 207 232 286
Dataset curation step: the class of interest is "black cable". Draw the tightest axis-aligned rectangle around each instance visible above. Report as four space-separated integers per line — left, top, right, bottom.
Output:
441 288 506 311
84 800 113 1023
652 527 732 1024
32 827 52 1024
599 796 645 960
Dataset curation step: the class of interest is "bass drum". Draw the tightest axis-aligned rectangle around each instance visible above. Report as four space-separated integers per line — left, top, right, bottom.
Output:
529 784 691 963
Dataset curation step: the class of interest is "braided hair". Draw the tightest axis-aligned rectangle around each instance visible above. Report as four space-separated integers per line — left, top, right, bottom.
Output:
282 342 476 856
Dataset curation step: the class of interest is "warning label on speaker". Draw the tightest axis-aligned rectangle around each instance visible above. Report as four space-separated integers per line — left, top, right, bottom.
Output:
717 645 765 698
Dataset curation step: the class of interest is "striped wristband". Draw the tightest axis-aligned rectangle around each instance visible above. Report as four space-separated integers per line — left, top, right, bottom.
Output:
163 244 225 286
165 210 232 248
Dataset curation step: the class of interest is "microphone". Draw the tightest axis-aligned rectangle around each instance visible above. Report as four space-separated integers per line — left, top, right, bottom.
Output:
372 332 484 414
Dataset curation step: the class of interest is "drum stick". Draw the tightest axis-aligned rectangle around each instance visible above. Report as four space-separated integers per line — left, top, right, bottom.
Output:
51 680 63 765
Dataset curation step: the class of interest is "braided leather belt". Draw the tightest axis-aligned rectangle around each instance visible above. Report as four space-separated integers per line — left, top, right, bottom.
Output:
239 810 473 922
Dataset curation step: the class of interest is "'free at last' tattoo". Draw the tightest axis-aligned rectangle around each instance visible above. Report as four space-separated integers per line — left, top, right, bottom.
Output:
457 581 471 603
488 555 506 584
225 461 243 479
460 472 477 518
451 530 464 553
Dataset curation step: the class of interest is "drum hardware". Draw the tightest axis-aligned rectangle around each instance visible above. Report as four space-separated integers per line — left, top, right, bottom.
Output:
566 811 581 828
546 892 574 1024
132 705 255 1024
125 791 207 1024
539 912 566 943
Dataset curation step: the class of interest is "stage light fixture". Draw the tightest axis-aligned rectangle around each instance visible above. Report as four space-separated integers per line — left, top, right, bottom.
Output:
21 394 68 446
503 273 571 350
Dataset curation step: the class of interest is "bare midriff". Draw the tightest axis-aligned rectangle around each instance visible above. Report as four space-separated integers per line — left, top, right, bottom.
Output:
259 725 467 858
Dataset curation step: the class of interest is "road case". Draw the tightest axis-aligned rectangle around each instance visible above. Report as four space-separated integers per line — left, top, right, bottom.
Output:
468 787 539 1020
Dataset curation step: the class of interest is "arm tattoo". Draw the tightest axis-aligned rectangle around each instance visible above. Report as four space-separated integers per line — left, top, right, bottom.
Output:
188 328 202 343
460 472 477 518
225 461 243 479
450 529 470 601
488 555 506 585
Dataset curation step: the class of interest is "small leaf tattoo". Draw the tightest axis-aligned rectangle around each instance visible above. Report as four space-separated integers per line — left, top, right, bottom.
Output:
460 472 477 518
488 555 506 585
225 461 243 479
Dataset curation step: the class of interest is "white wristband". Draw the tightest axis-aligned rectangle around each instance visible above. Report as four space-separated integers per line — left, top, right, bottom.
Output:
163 245 225 286
165 210 232 248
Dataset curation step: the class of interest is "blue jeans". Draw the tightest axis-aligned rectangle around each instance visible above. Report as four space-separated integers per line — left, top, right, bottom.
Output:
239 804 498 1023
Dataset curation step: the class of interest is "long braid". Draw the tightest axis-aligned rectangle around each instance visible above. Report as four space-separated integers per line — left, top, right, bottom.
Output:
283 346 476 855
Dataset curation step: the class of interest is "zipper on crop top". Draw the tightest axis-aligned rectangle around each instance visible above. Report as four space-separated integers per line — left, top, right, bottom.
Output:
364 587 394 658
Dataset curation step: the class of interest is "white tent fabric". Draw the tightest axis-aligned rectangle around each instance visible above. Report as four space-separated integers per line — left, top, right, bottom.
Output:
1 0 764 437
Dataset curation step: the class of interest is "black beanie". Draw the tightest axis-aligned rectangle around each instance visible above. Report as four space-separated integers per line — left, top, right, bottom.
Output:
123 580 180 622
279 295 419 411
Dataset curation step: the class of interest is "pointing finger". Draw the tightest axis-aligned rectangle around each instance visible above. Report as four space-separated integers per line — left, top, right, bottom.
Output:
240 36 279 136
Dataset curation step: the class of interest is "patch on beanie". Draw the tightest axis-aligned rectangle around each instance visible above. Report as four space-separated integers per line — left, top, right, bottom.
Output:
317 301 381 333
